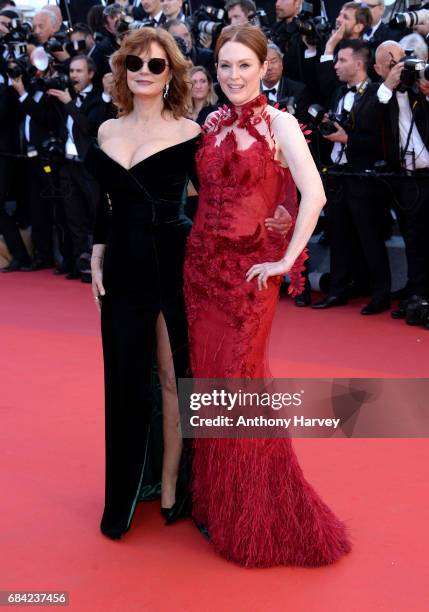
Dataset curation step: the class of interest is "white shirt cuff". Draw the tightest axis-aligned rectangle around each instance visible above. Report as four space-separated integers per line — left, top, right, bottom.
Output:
377 83 393 104
320 54 334 62
304 48 317 59
19 92 28 102
102 92 112 103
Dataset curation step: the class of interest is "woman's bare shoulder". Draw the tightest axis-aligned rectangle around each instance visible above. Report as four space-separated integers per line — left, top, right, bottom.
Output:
176 117 201 138
265 105 299 131
97 118 123 144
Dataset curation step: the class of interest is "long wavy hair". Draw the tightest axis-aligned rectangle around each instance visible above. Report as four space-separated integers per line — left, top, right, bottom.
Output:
110 27 191 118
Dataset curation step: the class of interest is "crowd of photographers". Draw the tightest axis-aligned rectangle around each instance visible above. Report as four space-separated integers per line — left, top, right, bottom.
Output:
1 0 429 328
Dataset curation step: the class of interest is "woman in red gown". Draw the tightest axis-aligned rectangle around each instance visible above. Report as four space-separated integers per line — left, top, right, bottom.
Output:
183 25 352 568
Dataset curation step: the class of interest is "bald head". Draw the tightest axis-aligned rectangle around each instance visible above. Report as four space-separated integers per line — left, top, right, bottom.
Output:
374 40 404 80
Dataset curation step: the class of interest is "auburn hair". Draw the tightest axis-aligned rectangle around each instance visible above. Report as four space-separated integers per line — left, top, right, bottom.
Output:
214 24 267 64
110 27 191 118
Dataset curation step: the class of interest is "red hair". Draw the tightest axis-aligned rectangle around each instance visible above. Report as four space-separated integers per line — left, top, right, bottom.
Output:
214 24 267 64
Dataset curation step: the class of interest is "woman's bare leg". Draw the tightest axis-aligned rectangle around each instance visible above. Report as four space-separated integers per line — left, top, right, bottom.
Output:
156 312 182 508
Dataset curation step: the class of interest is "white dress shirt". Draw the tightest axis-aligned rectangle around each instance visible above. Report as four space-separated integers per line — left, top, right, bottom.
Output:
66 84 93 157
330 82 365 164
377 83 429 170
262 80 281 103
19 90 44 143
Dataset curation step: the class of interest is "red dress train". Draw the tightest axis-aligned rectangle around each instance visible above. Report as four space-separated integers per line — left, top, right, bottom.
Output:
183 96 351 567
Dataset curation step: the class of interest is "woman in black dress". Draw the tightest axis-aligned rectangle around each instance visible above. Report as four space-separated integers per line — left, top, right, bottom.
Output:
86 27 200 539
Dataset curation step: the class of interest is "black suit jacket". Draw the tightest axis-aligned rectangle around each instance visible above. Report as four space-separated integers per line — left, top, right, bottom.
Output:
17 91 62 153
61 89 116 159
274 77 310 123
375 87 429 171
328 81 384 171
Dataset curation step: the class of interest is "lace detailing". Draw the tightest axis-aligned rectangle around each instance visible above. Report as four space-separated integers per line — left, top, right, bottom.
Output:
184 93 309 377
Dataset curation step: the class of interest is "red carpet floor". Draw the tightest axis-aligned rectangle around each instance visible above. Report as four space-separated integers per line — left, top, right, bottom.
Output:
1 271 428 611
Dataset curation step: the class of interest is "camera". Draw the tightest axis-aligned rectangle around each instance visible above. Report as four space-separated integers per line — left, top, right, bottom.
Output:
64 39 87 57
295 15 331 47
191 5 227 47
398 49 429 90
116 14 157 35
307 104 352 136
31 73 70 93
45 32 68 54
0 18 37 59
389 7 429 30
40 135 65 170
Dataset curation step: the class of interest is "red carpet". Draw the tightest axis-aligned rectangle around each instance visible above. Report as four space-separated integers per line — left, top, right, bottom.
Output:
1 271 428 611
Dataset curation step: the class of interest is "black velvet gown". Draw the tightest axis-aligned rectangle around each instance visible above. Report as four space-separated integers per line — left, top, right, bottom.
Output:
85 135 200 538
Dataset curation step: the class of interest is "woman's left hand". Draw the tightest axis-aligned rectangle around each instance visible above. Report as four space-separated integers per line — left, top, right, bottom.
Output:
246 259 292 291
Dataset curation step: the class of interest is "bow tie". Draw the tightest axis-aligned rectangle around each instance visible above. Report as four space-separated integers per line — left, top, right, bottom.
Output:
76 92 88 102
339 84 357 97
264 88 277 96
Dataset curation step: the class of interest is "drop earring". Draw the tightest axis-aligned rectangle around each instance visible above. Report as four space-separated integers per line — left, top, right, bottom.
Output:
163 82 170 98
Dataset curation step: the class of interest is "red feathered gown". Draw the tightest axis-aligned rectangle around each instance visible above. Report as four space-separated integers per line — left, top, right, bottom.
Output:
183 96 351 568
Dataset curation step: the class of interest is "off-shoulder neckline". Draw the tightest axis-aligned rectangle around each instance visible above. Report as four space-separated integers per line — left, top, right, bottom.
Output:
94 135 200 172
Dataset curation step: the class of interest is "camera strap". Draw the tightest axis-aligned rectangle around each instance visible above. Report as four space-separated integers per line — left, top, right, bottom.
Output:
400 97 418 170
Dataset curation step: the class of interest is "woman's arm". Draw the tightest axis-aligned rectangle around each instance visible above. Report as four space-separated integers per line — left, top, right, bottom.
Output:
246 110 325 290
272 110 326 268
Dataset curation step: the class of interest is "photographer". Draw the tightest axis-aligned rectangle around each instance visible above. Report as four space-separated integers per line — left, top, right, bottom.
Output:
373 40 429 310
47 55 115 281
69 22 111 83
98 3 122 61
160 0 186 23
319 1 372 103
9 50 64 270
166 18 215 78
261 41 310 121
32 9 61 45
273 0 325 104
312 40 391 314
362 0 402 47
0 27 31 272
225 0 256 25
132 0 165 26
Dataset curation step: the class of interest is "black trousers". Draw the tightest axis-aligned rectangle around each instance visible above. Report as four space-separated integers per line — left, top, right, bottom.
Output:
326 174 391 301
0 156 29 262
60 160 99 268
26 157 55 262
387 175 429 297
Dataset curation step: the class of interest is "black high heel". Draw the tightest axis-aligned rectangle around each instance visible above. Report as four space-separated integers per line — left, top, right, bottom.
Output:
160 487 192 525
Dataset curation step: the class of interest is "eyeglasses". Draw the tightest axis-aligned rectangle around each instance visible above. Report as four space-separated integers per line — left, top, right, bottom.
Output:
125 55 168 74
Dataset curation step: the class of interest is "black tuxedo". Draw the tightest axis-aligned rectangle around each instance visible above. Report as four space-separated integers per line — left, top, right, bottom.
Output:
367 22 404 47
377 88 429 172
374 86 429 295
329 82 384 171
18 91 61 153
16 90 64 263
324 80 391 301
0 81 29 264
58 88 116 272
263 76 310 123
60 88 116 159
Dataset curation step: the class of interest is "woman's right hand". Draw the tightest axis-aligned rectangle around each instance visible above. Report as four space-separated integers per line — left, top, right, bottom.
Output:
91 260 105 313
